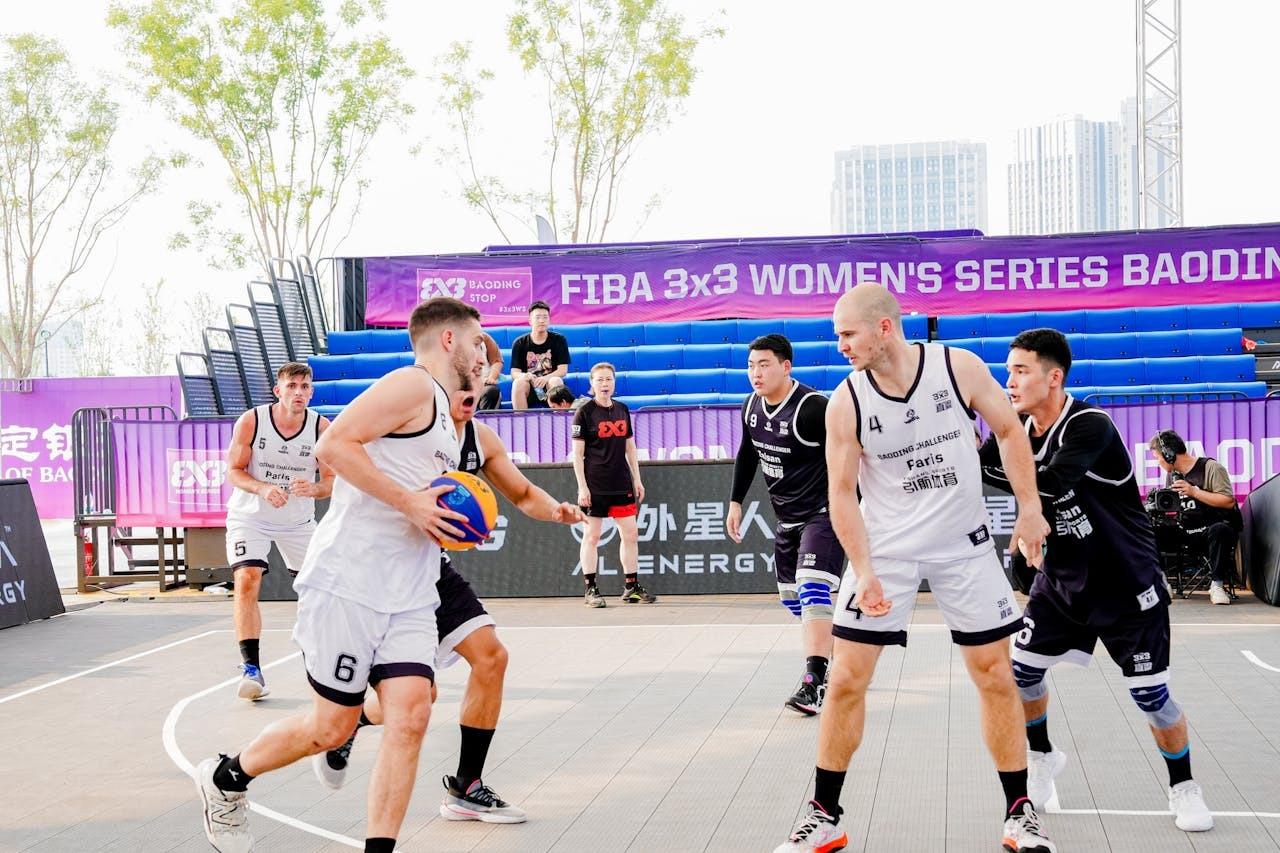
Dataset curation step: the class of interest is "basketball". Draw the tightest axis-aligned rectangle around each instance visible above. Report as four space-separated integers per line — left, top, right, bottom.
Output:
432 470 499 551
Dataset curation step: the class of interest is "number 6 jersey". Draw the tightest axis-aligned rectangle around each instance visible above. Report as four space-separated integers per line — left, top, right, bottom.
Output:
844 343 992 562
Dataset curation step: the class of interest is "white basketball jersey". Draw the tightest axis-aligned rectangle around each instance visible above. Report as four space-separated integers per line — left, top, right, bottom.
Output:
295 373 459 613
225 405 321 530
846 343 993 562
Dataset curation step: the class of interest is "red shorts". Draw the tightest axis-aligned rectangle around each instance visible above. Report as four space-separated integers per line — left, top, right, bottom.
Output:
583 492 637 519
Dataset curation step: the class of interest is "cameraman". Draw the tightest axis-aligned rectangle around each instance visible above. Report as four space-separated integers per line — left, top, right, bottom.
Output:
1149 430 1240 605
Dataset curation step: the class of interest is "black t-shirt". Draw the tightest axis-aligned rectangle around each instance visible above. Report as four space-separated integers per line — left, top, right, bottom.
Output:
731 383 830 524
573 399 634 495
511 331 570 378
979 397 1167 625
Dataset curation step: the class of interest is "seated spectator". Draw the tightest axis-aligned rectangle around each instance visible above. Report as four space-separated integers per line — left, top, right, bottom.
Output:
1150 429 1242 605
477 331 503 410
510 301 569 409
547 386 576 410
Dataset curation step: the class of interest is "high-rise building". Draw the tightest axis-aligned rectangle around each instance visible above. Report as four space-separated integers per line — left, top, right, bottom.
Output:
831 140 988 235
1118 95 1178 230
37 319 83 377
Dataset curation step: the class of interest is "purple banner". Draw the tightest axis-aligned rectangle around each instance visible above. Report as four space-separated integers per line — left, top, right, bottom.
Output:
0 376 182 519
102 398 1280 528
362 223 1280 326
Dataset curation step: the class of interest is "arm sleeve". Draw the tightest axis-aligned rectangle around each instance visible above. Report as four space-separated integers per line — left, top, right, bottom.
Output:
1033 413 1116 498
793 393 828 444
730 399 759 504
1203 459 1235 499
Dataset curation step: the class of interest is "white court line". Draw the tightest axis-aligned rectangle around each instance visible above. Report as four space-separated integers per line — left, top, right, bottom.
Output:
0 629 220 706
1243 650 1280 673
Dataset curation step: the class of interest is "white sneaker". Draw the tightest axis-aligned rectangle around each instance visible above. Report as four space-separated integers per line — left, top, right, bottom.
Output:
195 756 255 852
774 801 847 852
236 664 270 701
1002 800 1056 852
1026 749 1067 808
1209 583 1230 605
1169 780 1213 831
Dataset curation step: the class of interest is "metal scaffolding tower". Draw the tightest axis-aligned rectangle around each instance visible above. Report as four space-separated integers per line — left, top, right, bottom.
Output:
1135 0 1183 228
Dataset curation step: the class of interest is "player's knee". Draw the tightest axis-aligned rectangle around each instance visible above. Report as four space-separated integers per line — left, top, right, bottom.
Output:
474 640 508 680
581 531 600 548
385 696 432 739
1011 659 1048 702
512 376 530 391
968 651 1017 694
798 579 834 622
545 375 565 389
314 717 358 751
234 570 262 594
1129 683 1182 729
778 588 801 619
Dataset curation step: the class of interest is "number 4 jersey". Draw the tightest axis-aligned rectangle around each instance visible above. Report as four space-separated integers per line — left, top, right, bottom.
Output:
844 343 992 562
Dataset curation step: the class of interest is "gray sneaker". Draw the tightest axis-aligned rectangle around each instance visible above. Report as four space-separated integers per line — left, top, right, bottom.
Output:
584 584 606 608
313 728 358 790
439 775 527 823
195 756 255 852
236 664 270 701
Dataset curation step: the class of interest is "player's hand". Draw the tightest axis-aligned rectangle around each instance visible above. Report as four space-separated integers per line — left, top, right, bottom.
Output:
403 484 469 544
726 501 743 543
552 502 584 525
577 488 591 508
289 478 319 497
853 572 892 617
1170 479 1193 497
258 483 288 508
634 481 645 503
1011 509 1051 569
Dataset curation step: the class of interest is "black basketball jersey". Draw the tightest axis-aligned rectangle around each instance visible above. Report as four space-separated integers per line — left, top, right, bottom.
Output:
459 420 484 475
741 382 829 524
980 396 1166 624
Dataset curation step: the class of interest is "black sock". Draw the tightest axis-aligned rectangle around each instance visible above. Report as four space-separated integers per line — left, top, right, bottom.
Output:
364 839 395 853
358 711 374 728
998 769 1029 817
1161 746 1193 787
625 573 638 587
238 639 260 668
456 725 496 789
212 754 252 792
1026 713 1052 753
584 574 598 589
813 766 846 818
805 656 829 684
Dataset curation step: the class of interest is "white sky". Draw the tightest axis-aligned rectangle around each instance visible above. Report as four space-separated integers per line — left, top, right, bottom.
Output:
5 0 1280 361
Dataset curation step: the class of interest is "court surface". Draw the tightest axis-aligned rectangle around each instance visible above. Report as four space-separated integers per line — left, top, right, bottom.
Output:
3 591 1280 852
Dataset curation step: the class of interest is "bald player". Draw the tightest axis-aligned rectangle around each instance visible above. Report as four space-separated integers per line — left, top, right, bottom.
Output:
776 286 1056 853
314 385 584 824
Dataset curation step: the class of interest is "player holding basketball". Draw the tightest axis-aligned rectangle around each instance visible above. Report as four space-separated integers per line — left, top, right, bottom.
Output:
194 297 486 853
979 328 1213 831
224 362 333 700
573 362 656 606
314 384 584 824
777 286 1056 853
728 334 844 716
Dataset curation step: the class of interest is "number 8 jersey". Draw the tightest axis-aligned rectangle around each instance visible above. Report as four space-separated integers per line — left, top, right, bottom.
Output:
845 343 993 562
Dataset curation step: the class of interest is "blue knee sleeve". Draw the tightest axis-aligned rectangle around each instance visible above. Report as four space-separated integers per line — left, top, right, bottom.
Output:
798 580 833 622
1130 684 1183 729
1012 659 1048 702
779 586 801 619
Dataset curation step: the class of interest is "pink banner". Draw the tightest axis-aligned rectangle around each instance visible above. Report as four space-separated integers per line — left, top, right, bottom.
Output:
0 376 182 519
362 223 1280 326
111 418 233 527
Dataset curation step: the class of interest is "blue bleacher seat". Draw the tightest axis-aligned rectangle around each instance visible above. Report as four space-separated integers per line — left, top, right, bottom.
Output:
1075 332 1133 360
622 394 669 409
310 382 339 407
1064 361 1091 387
1186 304 1241 329
782 317 830 343
596 323 643 348
980 336 1014 362
790 341 830 367
368 329 409 352
557 324 599 349
987 363 1009 386
1034 310 1086 334
665 392 714 407
1083 308 1137 334
689 319 738 345
1135 331 1189 358
325 331 361 355
676 368 726 394
314 404 344 418
640 345 684 371
936 314 985 340
1135 305 1188 331
717 392 751 406
484 327 514 350
309 355 352 381
729 343 752 366
1091 358 1146 386
644 321 691 346
568 346 589 367
584 346 636 372
790 366 827 388
617 372 672 398
985 312 1037 338
824 365 850 390
1187 328 1242 355
1198 354 1255 383
681 345 730 370
1244 301 1280 328
331 379 374 404
947 338 984 357
902 313 929 341
351 352 404 379
1144 357 1200 385
736 319 775 342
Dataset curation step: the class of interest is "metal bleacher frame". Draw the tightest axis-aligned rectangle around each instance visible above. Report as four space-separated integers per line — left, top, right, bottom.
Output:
248 280 295 378
203 327 251 415
227 303 275 405
296 254 329 353
176 352 222 417
270 258 318 360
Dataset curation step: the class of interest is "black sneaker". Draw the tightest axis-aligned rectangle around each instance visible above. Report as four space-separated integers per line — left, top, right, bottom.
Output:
312 728 358 790
584 584 606 608
785 673 826 716
620 583 656 604
439 775 527 823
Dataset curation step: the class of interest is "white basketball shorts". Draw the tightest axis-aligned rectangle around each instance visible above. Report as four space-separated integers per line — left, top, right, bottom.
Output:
225 521 315 574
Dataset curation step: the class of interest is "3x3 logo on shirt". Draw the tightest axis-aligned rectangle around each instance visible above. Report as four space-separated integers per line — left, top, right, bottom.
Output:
597 420 628 438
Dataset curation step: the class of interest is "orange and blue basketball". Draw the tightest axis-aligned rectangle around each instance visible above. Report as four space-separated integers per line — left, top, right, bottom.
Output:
432 471 499 551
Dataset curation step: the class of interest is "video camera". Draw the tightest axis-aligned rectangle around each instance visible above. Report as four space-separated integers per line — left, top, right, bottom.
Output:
1146 473 1184 528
